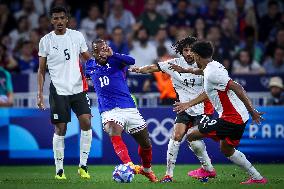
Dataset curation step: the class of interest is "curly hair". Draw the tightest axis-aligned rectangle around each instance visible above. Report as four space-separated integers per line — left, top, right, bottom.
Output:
172 36 197 55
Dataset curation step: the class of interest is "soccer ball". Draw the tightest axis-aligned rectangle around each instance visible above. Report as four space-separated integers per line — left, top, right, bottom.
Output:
112 164 134 183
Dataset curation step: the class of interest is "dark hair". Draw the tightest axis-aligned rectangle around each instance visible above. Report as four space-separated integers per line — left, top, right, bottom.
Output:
17 15 28 23
238 48 252 63
20 40 32 48
39 14 48 19
177 0 188 5
112 26 123 33
134 25 149 39
0 44 7 61
89 3 99 11
16 15 28 30
244 26 255 38
49 6 67 17
275 45 284 51
38 14 48 22
277 26 284 33
0 43 7 51
96 23 106 30
157 45 168 57
191 41 214 58
172 36 197 55
268 0 278 7
208 24 221 32
92 38 105 48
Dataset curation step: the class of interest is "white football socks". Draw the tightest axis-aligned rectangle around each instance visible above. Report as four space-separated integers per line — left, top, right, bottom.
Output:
166 139 180 177
228 150 263 180
53 134 65 173
188 140 214 171
79 129 92 167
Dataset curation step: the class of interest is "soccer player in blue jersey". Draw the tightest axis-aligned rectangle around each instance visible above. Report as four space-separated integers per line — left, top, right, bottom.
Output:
85 39 158 182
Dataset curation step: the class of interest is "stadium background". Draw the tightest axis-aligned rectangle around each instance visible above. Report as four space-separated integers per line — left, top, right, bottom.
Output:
0 0 284 188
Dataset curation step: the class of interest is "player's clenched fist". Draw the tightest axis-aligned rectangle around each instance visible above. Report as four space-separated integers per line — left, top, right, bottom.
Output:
250 109 265 125
173 101 191 113
37 93 45 110
128 67 140 73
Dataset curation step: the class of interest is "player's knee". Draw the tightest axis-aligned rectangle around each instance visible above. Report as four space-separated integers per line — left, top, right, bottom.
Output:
81 120 91 131
173 132 184 141
140 141 152 149
173 135 182 141
54 126 66 136
108 127 122 137
79 116 91 131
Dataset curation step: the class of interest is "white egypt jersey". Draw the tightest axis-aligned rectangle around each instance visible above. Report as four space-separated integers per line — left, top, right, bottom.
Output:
203 60 249 124
38 28 88 95
158 57 210 116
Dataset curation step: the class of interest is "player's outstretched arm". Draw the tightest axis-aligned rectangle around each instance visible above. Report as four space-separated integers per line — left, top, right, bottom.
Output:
37 57 47 110
129 64 160 74
173 92 208 113
112 52 135 66
169 63 203 75
228 80 265 125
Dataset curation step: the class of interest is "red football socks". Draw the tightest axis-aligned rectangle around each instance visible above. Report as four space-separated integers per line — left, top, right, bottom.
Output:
110 136 131 164
138 145 152 168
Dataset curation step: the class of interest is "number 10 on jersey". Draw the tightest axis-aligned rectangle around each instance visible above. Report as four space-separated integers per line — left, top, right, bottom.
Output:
99 76 109 87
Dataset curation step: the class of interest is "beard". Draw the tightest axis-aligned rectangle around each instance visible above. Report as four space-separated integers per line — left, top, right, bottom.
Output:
184 56 194 64
139 38 148 46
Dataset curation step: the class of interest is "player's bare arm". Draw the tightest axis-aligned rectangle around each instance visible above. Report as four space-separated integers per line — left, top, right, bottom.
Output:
37 56 47 110
81 51 92 61
129 64 159 74
168 63 203 75
228 80 265 125
173 92 208 113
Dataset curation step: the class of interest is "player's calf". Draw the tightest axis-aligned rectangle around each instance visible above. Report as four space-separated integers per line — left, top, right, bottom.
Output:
138 146 152 168
111 135 132 164
172 133 184 142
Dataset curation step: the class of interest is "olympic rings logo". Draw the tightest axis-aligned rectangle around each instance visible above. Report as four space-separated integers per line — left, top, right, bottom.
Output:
146 118 175 145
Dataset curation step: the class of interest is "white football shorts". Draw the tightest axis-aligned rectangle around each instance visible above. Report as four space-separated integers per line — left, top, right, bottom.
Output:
101 108 147 134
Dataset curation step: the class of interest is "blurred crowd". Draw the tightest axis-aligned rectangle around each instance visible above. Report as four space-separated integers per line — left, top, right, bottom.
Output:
0 0 284 75
0 0 284 106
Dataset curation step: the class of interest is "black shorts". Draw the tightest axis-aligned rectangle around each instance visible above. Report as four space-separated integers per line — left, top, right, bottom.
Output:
197 117 246 147
175 111 212 128
49 83 91 124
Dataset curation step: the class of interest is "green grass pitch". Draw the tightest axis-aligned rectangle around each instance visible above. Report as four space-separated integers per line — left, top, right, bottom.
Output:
0 164 283 189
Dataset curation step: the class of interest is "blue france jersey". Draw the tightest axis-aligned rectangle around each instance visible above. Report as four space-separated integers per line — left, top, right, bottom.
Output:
85 53 136 113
